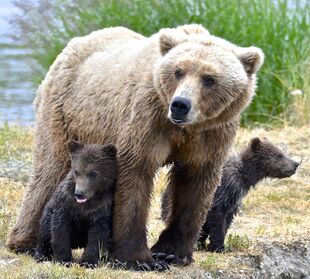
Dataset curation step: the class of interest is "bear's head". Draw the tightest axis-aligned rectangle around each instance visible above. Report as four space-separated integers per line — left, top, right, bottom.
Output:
153 25 264 127
68 140 118 204
242 137 299 179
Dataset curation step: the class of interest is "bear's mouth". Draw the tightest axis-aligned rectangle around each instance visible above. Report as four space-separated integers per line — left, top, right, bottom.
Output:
76 197 88 203
171 118 185 124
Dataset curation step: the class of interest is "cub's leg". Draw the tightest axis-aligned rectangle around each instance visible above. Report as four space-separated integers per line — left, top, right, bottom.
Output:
51 208 72 264
80 216 112 267
35 207 53 261
207 213 226 253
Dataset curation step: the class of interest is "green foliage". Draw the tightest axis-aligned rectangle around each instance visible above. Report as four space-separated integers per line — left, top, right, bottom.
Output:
199 254 217 268
226 233 251 251
10 0 310 125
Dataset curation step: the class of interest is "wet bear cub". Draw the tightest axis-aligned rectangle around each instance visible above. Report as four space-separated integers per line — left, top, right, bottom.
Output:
35 141 118 266
161 137 299 253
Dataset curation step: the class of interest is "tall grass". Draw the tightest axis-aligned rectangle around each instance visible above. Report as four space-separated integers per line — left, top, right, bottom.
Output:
10 0 310 125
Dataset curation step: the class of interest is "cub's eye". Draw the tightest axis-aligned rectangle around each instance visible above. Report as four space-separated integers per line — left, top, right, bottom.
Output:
202 75 215 87
74 170 80 177
88 171 98 178
175 69 184 80
277 154 284 159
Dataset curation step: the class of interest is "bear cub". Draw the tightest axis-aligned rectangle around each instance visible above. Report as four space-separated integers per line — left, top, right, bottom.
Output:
35 141 118 266
161 137 299 253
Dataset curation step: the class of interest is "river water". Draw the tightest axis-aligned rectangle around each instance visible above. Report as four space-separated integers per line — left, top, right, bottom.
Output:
0 1 36 127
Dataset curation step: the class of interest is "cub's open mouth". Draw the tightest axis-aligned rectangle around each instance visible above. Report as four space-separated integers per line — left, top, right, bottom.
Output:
76 197 87 203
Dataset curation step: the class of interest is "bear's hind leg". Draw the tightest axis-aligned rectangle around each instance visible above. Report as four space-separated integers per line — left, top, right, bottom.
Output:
7 129 70 253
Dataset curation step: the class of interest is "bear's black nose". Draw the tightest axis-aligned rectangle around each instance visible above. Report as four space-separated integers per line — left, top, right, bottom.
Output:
74 191 85 199
170 97 191 117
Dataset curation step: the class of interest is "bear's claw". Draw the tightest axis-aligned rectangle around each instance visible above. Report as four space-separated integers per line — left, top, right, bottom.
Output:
112 259 170 271
152 252 192 266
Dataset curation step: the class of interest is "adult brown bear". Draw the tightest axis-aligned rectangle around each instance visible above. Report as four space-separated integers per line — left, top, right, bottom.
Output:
7 24 264 269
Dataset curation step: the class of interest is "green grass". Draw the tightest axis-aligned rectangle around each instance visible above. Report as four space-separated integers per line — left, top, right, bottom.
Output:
0 124 33 161
9 0 310 125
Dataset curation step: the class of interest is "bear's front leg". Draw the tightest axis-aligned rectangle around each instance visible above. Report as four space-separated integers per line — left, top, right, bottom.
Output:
152 161 221 265
51 208 73 265
111 158 169 271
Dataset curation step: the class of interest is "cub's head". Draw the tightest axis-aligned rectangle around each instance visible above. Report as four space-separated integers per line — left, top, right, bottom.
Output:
68 140 118 204
153 24 264 126
243 137 299 179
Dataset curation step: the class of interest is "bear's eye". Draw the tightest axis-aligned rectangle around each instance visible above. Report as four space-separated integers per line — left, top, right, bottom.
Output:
202 75 215 87
88 171 98 178
277 154 284 159
175 69 184 80
74 170 80 177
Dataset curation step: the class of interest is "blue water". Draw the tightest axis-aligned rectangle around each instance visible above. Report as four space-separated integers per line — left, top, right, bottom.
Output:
0 0 36 126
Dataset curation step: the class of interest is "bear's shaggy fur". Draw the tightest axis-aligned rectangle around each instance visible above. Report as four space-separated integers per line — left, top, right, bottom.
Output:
162 138 299 252
8 24 264 269
34 141 117 266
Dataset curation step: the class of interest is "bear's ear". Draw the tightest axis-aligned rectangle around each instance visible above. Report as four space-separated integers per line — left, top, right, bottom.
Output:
159 33 179 56
236 46 264 75
68 140 84 153
250 137 261 152
102 144 117 158
159 29 188 56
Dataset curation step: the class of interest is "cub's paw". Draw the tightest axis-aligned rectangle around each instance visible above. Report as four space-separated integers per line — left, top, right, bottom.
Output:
34 250 52 262
152 252 193 266
54 258 73 267
34 251 45 262
79 258 99 268
196 241 208 251
207 245 225 253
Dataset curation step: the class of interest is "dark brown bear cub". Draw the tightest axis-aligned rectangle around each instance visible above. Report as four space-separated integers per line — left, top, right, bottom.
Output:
161 137 299 253
35 141 117 266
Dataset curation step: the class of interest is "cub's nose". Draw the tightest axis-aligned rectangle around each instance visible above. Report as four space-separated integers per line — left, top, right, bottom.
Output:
294 161 299 170
74 190 85 199
170 97 191 117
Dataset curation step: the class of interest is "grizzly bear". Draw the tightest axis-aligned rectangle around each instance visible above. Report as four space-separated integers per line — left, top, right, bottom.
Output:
8 24 264 270
162 137 299 252
34 141 117 267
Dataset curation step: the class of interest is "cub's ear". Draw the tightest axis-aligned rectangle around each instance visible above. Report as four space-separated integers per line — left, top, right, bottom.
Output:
102 144 117 158
250 137 261 151
68 140 84 153
236 46 264 75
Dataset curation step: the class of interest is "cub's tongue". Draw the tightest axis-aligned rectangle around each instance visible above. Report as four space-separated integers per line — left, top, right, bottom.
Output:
76 197 87 203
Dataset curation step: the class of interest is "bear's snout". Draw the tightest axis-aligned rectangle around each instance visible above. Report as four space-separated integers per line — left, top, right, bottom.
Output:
170 97 191 123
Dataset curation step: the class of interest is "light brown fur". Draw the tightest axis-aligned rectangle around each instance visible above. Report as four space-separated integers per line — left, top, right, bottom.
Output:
7 25 263 266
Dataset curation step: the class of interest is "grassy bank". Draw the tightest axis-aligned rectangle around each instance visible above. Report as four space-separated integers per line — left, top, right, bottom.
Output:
0 125 309 278
9 0 310 125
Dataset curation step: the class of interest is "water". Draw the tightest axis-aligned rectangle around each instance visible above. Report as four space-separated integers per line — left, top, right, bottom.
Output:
0 0 36 127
